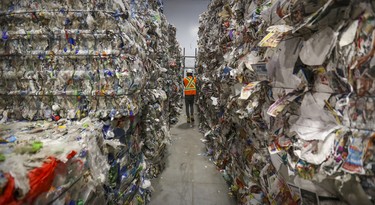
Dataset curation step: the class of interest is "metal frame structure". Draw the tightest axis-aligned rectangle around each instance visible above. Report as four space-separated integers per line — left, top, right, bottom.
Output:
181 47 197 69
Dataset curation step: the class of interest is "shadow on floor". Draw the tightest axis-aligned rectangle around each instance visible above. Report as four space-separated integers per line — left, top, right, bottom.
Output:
176 123 195 130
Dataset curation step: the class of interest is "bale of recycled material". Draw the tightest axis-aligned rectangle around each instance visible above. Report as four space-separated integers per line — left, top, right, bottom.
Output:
197 0 375 204
0 0 182 204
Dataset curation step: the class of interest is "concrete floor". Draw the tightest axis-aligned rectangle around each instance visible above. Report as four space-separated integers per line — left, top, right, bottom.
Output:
150 108 236 205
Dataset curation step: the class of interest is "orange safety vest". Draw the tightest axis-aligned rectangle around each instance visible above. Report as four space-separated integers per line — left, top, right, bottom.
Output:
183 76 197 95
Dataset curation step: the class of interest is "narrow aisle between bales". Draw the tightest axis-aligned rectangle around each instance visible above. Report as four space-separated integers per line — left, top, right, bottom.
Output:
150 104 236 205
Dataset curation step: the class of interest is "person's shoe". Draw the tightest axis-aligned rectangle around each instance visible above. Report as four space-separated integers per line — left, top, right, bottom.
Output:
187 117 191 123
191 116 195 122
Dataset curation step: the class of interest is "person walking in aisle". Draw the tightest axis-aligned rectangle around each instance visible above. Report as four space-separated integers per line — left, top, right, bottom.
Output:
183 69 197 124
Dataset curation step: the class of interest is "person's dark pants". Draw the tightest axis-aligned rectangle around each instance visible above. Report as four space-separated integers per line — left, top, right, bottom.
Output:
185 95 195 118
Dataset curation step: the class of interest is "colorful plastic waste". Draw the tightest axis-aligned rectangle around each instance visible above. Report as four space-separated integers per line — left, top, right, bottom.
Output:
0 0 181 204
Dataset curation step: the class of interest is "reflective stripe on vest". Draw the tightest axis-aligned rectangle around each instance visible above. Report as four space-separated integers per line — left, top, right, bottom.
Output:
184 77 196 91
